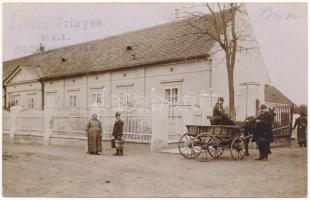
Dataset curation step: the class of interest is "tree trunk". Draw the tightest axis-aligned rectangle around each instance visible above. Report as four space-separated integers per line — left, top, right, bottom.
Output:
227 68 235 119
228 3 237 120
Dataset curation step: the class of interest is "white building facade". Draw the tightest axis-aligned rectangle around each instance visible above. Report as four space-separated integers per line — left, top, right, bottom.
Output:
3 10 271 123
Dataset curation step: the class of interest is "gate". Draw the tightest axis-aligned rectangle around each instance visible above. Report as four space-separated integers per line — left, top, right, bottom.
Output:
266 103 294 145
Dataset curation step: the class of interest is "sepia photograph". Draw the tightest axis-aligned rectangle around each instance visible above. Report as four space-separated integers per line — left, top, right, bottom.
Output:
2 1 308 198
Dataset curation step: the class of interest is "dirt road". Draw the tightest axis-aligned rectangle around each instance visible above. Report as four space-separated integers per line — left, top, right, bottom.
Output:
3 142 307 197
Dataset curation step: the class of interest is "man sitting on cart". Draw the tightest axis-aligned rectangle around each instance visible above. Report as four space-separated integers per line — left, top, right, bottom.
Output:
212 97 235 125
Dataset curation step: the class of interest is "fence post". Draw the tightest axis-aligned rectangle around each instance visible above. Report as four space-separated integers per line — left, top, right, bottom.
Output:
182 109 194 134
9 106 22 143
151 105 168 152
43 108 56 145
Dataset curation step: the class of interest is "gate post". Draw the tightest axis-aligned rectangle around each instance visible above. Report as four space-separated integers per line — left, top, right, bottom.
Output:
289 105 294 145
151 105 168 152
9 106 22 143
182 109 194 134
43 108 56 145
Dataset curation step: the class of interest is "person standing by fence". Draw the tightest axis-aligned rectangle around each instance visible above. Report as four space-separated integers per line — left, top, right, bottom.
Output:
112 112 124 156
293 111 307 147
86 114 102 155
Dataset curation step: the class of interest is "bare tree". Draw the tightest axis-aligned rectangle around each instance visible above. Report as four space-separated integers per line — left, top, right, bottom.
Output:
176 3 256 118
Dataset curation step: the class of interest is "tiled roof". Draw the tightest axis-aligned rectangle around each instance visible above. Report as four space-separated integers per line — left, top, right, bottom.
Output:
265 85 295 106
3 14 226 80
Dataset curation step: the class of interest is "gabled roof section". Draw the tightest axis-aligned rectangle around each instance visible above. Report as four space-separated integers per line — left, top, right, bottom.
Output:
3 13 232 80
265 85 295 106
4 65 40 85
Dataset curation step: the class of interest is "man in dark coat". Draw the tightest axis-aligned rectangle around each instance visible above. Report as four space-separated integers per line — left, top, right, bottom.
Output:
112 112 124 156
252 104 273 160
293 111 307 147
212 97 235 125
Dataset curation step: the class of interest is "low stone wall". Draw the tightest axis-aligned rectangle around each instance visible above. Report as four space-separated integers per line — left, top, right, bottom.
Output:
3 133 44 145
14 134 44 145
3 134 10 143
49 135 87 147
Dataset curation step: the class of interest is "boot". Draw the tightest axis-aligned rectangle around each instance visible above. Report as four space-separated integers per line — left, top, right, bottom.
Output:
261 147 269 160
255 152 262 160
119 148 123 156
262 152 268 161
113 149 120 156
255 144 263 160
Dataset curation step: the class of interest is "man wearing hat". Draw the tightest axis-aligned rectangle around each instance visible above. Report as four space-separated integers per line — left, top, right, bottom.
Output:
212 97 234 125
252 104 274 160
112 112 124 156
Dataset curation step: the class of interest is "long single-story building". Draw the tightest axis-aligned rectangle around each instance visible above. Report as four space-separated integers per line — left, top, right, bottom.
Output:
3 10 294 123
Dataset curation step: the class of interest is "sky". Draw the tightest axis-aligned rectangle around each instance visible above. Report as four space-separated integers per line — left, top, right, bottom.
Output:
2 3 308 105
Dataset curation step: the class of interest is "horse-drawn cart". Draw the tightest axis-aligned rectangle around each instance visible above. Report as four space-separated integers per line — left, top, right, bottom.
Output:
178 125 250 161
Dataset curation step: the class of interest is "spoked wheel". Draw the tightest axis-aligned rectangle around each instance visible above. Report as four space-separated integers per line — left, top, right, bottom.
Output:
197 150 212 162
178 133 202 159
195 133 213 162
230 137 246 160
206 136 224 159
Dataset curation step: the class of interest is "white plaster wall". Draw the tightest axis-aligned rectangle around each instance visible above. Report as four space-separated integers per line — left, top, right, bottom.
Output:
111 68 145 96
210 8 271 121
6 82 42 109
145 60 211 104
44 79 63 109
38 60 211 121
87 73 110 109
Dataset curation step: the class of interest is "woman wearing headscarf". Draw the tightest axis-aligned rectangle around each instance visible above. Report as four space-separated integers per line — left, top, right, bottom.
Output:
86 114 103 155
293 111 307 147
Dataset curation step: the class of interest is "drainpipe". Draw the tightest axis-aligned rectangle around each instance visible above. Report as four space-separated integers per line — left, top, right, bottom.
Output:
209 58 213 115
40 81 45 110
86 74 88 117
3 85 6 110
209 58 212 90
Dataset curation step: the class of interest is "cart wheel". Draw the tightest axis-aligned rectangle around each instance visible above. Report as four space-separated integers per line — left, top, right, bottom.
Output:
178 133 202 159
230 137 246 160
195 133 213 162
197 149 212 162
206 136 224 158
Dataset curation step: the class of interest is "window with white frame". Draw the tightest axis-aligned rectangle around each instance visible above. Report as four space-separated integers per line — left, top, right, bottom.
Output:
11 94 20 106
164 87 179 103
69 94 78 108
115 86 133 107
28 96 35 108
92 92 103 106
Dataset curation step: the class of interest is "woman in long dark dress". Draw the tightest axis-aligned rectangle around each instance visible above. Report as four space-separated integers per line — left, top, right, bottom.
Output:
86 114 103 155
293 112 307 147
